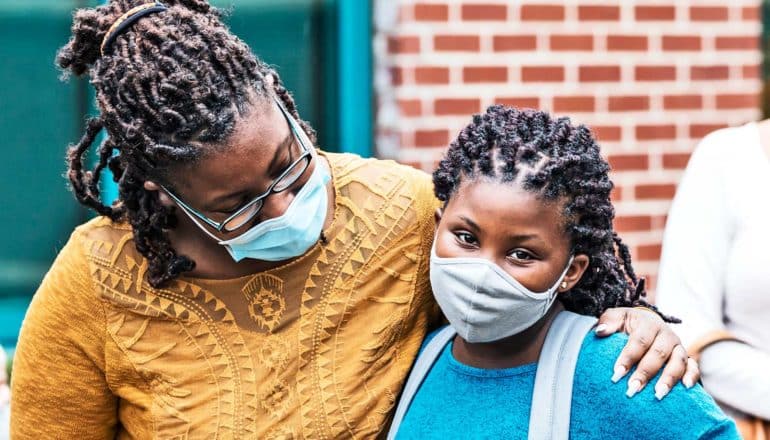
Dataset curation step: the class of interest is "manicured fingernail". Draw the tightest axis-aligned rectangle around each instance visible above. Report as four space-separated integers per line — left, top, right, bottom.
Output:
683 377 694 389
626 379 642 398
595 323 608 334
611 365 627 383
654 383 670 400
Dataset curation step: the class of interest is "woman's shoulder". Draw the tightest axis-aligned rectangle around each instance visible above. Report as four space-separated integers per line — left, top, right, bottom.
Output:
325 152 439 224
39 216 135 285
72 216 144 273
689 122 760 168
21 217 133 345
326 152 433 194
73 215 133 246
63 216 146 294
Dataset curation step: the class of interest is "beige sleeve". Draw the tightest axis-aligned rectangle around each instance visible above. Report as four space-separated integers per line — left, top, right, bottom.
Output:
410 167 443 328
11 230 118 439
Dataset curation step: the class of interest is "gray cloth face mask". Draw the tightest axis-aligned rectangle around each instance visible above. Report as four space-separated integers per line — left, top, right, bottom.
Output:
429 242 573 343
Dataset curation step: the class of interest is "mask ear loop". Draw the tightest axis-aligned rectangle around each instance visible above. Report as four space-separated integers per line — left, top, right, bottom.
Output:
557 255 575 289
545 255 575 314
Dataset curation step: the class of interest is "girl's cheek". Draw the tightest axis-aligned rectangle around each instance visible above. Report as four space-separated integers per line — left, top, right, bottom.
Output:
504 263 551 292
435 231 459 259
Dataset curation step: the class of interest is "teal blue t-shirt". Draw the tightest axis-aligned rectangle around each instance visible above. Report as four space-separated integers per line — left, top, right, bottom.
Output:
396 326 739 439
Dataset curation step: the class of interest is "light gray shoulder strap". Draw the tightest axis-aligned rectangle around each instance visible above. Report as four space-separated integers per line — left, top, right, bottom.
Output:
386 325 457 440
528 311 598 440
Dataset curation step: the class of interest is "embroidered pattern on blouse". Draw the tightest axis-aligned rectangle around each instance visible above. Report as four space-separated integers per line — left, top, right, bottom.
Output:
82 154 435 438
243 274 286 332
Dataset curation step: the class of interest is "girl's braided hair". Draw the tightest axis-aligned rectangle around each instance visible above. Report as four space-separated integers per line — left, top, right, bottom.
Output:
433 105 677 322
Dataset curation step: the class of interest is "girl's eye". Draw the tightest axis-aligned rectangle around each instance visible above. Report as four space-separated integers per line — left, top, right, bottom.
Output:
455 232 478 246
509 250 533 261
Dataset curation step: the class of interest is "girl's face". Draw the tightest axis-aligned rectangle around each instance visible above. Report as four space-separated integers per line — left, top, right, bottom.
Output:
434 178 589 293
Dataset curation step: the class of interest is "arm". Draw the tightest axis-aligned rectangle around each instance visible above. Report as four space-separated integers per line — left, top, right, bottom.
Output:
700 341 770 419
654 128 770 413
10 230 118 439
595 132 738 399
655 130 732 350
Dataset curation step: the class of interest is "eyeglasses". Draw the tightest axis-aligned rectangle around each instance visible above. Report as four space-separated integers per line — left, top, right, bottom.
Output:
161 99 313 234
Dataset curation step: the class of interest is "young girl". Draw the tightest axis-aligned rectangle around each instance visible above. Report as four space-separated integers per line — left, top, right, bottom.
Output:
390 106 739 439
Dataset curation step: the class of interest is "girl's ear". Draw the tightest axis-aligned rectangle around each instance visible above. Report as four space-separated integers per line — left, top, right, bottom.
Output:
558 254 590 293
434 208 443 231
143 180 175 208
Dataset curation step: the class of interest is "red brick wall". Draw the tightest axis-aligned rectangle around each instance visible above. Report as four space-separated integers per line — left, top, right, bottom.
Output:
373 1 762 298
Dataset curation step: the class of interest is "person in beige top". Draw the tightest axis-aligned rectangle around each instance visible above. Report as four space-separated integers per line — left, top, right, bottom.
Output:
657 120 770 437
11 1 698 438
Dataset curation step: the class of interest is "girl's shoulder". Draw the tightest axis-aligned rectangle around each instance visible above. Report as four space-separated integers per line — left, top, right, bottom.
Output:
573 332 740 438
17 219 124 361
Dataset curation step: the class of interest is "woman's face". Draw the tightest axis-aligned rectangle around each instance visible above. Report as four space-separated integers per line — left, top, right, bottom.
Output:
434 178 588 293
152 95 318 240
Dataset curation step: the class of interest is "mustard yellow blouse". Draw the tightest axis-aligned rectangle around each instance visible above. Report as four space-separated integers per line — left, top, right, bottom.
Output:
11 153 441 439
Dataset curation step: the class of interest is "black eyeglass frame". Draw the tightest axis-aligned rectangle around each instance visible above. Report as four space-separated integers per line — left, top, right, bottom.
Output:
161 98 313 234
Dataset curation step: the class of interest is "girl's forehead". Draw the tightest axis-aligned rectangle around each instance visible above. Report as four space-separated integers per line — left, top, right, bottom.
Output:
446 178 567 234
451 179 539 210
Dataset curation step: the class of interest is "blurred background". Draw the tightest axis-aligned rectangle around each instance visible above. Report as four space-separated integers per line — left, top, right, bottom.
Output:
0 0 766 360
374 0 766 300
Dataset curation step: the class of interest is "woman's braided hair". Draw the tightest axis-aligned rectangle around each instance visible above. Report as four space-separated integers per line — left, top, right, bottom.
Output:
433 105 677 322
57 0 315 287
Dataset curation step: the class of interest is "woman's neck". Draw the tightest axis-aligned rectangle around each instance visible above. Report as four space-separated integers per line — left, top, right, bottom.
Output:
452 302 565 369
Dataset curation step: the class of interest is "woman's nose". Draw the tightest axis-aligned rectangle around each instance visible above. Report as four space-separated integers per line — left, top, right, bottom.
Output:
258 190 295 221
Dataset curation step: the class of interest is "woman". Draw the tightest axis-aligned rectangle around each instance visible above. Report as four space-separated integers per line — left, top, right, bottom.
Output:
390 106 736 439
657 120 770 438
11 1 697 438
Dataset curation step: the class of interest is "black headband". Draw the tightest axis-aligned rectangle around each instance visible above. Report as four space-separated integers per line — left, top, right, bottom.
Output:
100 2 168 56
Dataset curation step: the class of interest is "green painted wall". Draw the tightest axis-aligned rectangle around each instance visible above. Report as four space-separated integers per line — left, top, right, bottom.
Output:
0 2 90 348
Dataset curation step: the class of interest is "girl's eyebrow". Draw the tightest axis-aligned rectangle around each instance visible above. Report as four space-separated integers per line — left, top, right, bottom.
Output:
458 215 480 231
508 233 540 242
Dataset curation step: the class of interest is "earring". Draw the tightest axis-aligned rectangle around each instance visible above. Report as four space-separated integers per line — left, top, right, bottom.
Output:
560 281 568 290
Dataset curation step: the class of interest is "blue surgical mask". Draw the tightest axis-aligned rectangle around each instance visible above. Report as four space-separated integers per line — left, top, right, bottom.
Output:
215 162 331 262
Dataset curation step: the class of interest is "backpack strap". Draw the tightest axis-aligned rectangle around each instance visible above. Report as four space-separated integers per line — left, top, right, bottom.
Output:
528 311 598 440
387 326 457 440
